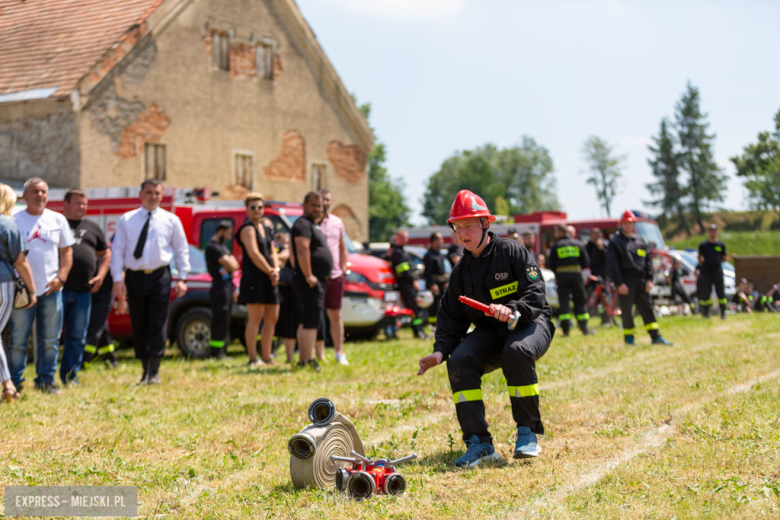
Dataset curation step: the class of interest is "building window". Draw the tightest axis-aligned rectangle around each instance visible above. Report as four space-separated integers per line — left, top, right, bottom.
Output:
211 30 230 71
234 153 255 189
256 40 276 80
145 144 166 180
311 163 327 191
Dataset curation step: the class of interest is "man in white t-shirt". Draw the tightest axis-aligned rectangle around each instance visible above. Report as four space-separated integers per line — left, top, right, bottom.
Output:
318 190 349 365
9 178 74 395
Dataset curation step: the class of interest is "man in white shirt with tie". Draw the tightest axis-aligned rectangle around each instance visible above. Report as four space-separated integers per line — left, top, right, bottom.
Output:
110 179 190 384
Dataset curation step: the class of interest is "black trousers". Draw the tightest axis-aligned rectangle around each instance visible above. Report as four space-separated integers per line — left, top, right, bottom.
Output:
209 284 232 348
556 272 588 330
83 289 116 363
671 280 692 306
446 318 554 443
399 280 424 332
618 274 659 338
125 267 172 359
697 270 726 313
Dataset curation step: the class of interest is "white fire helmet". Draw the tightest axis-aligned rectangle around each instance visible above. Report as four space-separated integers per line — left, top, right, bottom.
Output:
416 290 434 309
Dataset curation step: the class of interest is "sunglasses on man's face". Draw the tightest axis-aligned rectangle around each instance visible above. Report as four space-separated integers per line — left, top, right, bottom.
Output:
249 205 263 211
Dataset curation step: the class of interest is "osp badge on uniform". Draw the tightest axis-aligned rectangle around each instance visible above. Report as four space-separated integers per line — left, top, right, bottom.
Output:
526 266 539 282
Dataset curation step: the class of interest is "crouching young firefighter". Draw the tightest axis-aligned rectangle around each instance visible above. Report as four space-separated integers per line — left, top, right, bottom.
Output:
417 190 555 467
606 210 673 346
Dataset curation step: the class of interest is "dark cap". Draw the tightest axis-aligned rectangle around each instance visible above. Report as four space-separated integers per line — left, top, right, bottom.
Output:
709 224 718 230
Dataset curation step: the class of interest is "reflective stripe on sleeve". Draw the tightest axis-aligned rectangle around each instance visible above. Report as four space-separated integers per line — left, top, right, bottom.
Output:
453 389 483 404
395 262 411 274
508 384 539 398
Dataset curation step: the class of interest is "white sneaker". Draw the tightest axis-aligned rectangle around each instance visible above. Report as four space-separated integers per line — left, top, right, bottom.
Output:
335 351 350 366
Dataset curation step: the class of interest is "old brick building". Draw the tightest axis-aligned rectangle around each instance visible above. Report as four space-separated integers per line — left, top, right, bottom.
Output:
0 0 372 239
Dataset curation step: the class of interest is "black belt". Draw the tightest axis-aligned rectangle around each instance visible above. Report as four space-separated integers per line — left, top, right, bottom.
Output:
128 266 168 275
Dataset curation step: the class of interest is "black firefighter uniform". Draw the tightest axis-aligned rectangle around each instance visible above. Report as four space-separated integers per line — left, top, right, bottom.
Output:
433 232 555 444
606 230 663 341
547 235 591 335
390 244 425 336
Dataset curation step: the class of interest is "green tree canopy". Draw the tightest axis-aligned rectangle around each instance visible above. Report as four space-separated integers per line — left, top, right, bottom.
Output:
645 117 687 229
421 137 559 225
731 108 780 210
581 135 625 217
675 82 727 232
357 101 411 242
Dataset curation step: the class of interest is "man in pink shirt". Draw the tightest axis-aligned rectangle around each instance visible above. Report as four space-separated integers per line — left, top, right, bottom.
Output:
319 190 349 365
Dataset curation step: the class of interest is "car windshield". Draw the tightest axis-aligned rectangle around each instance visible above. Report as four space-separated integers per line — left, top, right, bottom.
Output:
171 245 208 276
344 234 358 253
635 221 666 249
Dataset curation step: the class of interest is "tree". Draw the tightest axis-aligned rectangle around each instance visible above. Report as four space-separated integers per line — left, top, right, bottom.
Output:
731 108 780 210
581 136 624 217
675 82 727 232
645 118 687 230
357 101 411 242
421 138 559 225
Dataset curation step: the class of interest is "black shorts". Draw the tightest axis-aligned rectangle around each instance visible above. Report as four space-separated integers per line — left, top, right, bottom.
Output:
293 274 326 329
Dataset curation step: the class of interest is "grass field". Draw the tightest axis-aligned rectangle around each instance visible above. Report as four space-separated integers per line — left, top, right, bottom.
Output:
2 314 780 519
668 230 780 257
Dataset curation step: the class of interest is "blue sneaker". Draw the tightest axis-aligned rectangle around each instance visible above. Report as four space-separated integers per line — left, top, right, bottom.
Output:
651 335 673 346
454 434 499 468
513 426 541 459
624 335 635 346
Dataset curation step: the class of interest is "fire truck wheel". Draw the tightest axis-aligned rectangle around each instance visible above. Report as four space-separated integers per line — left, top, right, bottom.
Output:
175 307 214 360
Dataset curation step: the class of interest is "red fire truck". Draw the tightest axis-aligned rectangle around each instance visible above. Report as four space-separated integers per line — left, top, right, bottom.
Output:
404 210 674 300
40 186 408 357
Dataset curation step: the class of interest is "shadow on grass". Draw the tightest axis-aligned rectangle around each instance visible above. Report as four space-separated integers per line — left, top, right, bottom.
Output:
413 451 512 473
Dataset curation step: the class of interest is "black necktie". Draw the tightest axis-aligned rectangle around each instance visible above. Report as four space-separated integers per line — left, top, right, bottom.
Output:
133 212 152 260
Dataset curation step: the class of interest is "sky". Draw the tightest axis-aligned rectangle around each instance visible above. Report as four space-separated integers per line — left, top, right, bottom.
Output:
296 0 780 224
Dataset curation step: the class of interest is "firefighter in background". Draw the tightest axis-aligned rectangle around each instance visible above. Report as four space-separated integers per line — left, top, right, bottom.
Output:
548 224 594 336
697 224 728 319
423 232 448 322
391 229 427 338
82 260 120 368
606 211 673 346
417 190 554 467
668 257 694 315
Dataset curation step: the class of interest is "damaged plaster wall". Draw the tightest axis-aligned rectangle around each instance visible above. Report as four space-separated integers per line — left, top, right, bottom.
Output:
87 40 161 155
265 130 305 181
0 103 80 187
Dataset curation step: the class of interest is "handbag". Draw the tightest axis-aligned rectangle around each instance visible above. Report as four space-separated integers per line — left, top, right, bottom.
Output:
13 276 30 309
279 265 294 286
2 259 31 309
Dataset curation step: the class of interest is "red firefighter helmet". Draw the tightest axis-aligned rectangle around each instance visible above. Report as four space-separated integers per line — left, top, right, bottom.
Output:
447 190 497 223
620 210 636 223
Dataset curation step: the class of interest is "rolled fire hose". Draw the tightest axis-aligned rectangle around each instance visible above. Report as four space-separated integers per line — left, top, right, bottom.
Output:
288 398 365 489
